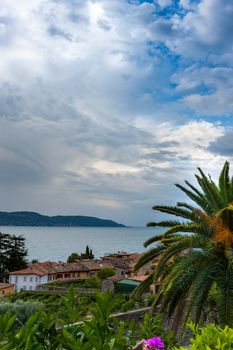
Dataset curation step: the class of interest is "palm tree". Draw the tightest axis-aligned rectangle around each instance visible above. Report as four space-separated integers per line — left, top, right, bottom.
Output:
134 161 233 330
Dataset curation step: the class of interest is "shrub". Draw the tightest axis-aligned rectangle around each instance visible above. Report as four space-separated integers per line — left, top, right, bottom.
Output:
84 276 101 289
175 323 233 350
0 300 44 324
97 268 115 280
139 313 175 349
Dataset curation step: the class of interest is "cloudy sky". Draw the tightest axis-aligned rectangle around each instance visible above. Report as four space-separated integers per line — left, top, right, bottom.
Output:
0 0 233 226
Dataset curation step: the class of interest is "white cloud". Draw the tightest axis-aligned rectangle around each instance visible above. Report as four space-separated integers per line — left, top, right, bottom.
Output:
0 0 232 225
172 65 233 115
157 0 173 9
150 0 233 58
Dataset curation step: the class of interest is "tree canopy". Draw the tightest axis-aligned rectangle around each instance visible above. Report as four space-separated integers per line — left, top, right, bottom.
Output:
67 245 94 263
134 161 233 330
0 232 27 281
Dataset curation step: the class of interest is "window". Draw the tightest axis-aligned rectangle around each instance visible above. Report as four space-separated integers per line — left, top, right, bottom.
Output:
35 277 38 282
15 276 18 283
29 286 33 291
24 276 27 282
23 286 26 290
30 277 33 282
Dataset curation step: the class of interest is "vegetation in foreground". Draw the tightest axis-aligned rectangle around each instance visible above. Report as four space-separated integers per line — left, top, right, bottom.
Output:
0 290 175 350
135 161 233 331
5 287 152 320
1 290 233 349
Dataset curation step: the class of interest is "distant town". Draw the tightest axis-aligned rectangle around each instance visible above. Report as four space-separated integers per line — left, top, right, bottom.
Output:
2 251 156 297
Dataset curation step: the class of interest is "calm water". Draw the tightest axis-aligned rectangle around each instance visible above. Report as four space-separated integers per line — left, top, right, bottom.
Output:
0 226 162 262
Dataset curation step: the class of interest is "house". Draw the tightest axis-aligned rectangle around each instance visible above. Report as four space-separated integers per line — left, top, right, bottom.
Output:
9 267 49 291
0 283 15 296
101 252 152 277
80 260 114 276
9 253 153 292
102 275 156 295
8 260 115 291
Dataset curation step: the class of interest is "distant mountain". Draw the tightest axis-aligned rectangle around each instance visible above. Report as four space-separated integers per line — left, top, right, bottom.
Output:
0 211 125 227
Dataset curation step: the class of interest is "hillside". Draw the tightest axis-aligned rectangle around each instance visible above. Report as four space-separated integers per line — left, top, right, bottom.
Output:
0 211 125 227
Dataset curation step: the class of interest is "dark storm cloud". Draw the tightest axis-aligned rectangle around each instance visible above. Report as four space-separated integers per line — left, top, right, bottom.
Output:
48 25 72 41
208 131 233 157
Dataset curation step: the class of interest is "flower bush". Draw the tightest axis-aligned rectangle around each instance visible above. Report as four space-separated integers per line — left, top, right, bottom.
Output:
143 337 165 349
174 322 233 350
132 336 165 350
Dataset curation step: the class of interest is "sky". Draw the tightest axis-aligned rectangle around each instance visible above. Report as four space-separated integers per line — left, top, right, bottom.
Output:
0 0 233 226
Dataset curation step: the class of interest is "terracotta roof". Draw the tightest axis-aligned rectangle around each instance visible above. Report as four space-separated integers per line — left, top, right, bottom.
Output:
9 259 117 277
35 262 69 274
128 276 147 282
0 283 14 289
9 268 47 276
65 262 89 272
81 261 114 271
106 275 124 282
9 260 100 276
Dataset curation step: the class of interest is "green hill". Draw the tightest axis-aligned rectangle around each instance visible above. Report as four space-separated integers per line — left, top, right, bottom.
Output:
0 211 125 227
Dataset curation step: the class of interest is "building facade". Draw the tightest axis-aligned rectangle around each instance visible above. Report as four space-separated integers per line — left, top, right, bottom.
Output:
0 283 15 296
9 260 114 291
9 269 48 291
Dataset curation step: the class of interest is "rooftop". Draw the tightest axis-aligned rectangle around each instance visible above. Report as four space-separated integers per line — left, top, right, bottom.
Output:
0 283 15 289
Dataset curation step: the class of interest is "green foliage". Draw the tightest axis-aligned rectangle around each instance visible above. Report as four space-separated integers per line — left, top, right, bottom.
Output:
134 161 233 329
8 291 63 315
84 276 101 289
59 287 86 324
67 253 80 263
97 268 116 280
174 323 233 350
67 246 94 262
0 232 27 281
83 245 94 260
7 289 140 321
0 291 140 350
31 259 39 263
0 311 61 350
139 313 176 349
0 300 44 324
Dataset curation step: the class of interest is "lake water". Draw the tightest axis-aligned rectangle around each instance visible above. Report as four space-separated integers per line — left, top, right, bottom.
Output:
0 226 162 262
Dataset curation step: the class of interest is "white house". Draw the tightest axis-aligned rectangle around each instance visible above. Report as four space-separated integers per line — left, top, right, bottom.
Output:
8 261 91 291
9 268 48 291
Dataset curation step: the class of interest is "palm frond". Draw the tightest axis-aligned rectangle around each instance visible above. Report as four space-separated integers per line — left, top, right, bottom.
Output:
144 234 166 247
184 253 217 324
153 235 202 280
132 273 154 297
147 220 183 228
195 169 224 210
216 262 233 326
134 244 165 271
176 202 198 211
152 205 200 223
219 161 231 203
175 183 210 214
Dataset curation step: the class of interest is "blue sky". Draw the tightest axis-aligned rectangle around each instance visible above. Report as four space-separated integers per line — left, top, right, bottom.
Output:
0 0 233 225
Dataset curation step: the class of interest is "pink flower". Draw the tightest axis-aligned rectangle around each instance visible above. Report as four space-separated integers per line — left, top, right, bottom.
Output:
143 337 165 349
